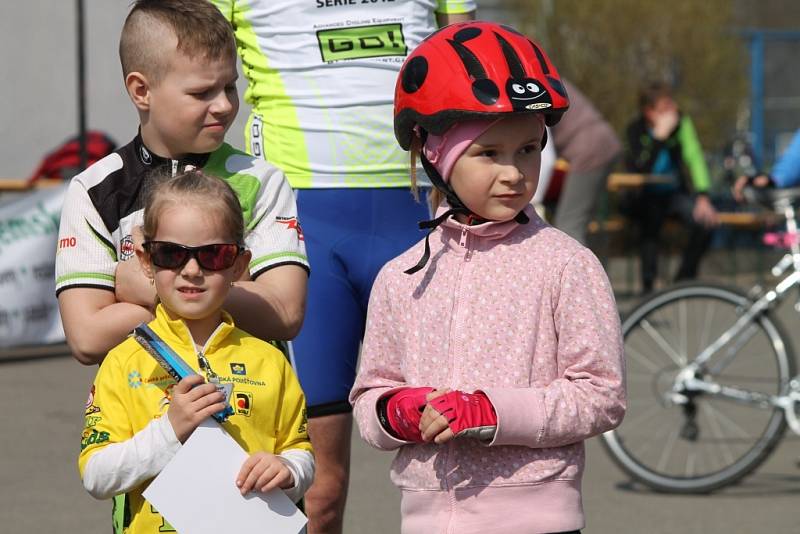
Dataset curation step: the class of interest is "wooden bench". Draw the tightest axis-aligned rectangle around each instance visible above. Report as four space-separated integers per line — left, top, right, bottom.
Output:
589 174 779 292
0 178 63 191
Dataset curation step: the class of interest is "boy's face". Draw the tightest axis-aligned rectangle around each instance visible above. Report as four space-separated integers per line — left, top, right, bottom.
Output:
449 114 543 222
145 50 239 157
644 95 677 124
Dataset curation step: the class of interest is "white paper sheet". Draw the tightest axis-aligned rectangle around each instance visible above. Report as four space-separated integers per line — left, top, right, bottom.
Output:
143 420 307 534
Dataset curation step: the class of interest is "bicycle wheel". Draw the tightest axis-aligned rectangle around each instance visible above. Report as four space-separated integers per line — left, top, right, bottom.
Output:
602 282 796 493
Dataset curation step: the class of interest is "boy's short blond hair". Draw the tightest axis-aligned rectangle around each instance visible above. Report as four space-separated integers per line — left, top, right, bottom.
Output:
119 0 236 85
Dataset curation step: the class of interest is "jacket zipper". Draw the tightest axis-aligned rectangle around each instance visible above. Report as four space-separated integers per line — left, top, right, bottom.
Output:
445 225 472 532
181 322 227 377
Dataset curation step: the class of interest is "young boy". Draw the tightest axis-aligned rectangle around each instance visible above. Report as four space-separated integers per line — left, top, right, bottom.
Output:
56 0 308 365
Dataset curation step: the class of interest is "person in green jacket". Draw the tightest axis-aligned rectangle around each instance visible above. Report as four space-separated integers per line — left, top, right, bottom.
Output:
624 82 718 294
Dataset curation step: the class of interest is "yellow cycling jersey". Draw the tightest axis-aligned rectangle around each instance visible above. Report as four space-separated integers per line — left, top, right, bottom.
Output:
78 305 311 533
212 0 476 188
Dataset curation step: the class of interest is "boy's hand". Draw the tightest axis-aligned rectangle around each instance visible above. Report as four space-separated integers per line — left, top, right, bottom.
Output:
167 375 227 443
236 452 293 495
115 226 157 308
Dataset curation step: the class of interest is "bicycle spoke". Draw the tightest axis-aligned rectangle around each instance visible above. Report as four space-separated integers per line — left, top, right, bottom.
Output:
618 403 665 434
703 402 756 441
679 298 688 365
624 346 662 373
656 426 680 473
686 451 696 478
700 402 736 467
641 319 686 368
699 299 714 352
628 415 673 460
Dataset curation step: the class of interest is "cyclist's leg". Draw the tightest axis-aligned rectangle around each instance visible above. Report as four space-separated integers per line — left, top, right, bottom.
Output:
335 187 430 312
290 188 428 533
289 189 361 534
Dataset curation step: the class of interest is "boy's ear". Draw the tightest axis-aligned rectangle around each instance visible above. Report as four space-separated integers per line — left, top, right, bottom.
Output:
125 71 151 112
135 246 155 281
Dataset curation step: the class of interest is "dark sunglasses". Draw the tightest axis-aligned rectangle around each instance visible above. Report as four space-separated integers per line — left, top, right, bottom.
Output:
143 241 244 271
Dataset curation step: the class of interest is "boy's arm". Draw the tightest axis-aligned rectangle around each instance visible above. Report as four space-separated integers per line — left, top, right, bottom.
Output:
59 289 153 365
482 249 626 449
224 265 307 341
229 165 309 341
56 177 153 364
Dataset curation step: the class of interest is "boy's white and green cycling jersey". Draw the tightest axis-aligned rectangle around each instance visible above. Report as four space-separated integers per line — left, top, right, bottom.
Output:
55 135 308 296
212 0 475 189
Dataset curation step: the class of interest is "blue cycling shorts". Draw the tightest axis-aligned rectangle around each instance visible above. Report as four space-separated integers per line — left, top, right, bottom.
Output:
288 188 430 417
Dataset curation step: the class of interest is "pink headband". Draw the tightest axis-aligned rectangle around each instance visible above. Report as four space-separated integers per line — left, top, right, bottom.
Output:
421 118 499 183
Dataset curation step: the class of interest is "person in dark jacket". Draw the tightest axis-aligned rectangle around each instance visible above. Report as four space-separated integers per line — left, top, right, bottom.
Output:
624 82 718 294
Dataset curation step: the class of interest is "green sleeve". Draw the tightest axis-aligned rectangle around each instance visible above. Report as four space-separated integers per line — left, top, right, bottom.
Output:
677 116 711 193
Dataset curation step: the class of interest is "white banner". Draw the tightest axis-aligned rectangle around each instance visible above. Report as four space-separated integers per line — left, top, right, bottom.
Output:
0 185 68 347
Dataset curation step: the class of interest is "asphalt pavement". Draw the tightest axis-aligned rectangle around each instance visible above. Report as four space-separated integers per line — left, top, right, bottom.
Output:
1 350 798 533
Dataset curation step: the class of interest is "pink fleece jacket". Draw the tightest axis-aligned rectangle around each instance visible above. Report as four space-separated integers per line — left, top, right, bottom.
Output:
350 204 626 534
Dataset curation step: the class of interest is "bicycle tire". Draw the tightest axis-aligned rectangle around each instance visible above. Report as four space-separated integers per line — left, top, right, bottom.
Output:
602 282 796 493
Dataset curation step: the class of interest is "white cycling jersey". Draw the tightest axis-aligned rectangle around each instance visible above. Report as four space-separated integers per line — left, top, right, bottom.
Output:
55 134 308 296
212 0 476 188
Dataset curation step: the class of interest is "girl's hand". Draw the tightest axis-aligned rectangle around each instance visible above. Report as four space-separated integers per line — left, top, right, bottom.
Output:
236 452 293 495
166 375 227 443
419 389 455 444
381 386 435 442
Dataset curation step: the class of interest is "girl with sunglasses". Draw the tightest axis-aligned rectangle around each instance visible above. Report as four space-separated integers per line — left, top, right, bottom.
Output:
78 170 313 533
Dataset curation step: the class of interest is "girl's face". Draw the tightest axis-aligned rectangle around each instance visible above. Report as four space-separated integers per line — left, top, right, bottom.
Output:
449 114 544 222
138 201 250 330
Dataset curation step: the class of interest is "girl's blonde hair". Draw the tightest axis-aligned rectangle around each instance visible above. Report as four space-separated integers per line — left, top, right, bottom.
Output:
142 169 244 245
409 136 444 212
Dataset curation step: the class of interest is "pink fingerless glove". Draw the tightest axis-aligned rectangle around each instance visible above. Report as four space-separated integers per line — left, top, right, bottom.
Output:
428 390 497 441
379 387 435 442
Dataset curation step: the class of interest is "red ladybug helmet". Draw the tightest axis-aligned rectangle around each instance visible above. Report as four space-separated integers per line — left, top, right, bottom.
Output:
394 21 570 150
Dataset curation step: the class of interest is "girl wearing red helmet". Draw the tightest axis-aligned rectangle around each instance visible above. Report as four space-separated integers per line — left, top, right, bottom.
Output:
350 22 626 533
